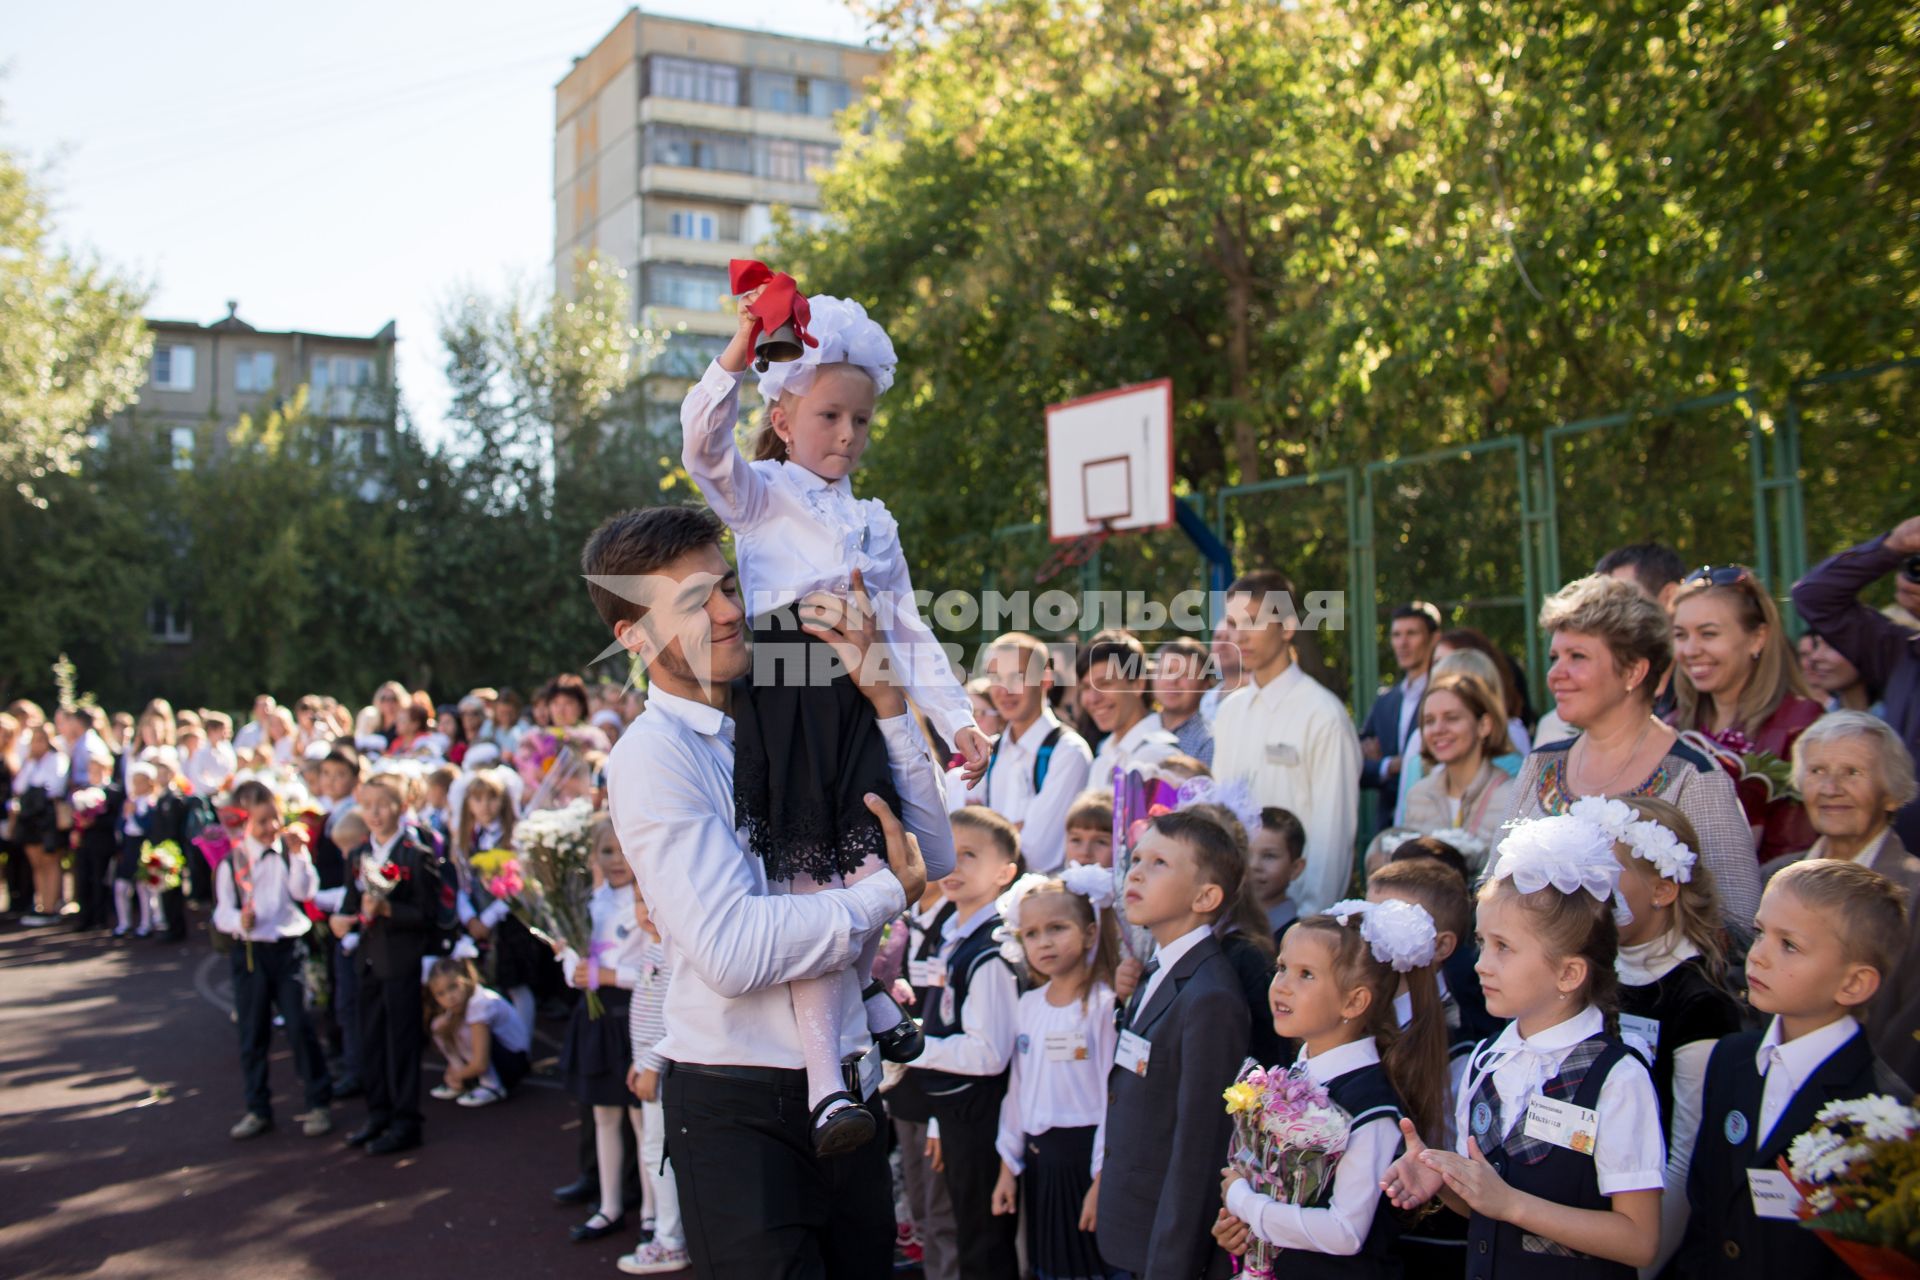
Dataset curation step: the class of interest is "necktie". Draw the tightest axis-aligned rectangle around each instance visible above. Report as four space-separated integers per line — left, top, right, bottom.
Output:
1121 957 1162 1030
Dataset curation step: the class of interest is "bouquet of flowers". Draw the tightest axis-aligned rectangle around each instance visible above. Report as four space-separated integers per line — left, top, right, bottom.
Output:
503 798 603 1015
361 858 412 908
71 787 108 831
513 730 563 795
1679 728 1800 827
141 840 184 893
469 848 525 901
1222 1060 1354 1279
1784 1094 1920 1276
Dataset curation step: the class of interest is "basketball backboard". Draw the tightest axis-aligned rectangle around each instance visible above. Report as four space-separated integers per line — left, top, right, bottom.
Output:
1044 378 1174 542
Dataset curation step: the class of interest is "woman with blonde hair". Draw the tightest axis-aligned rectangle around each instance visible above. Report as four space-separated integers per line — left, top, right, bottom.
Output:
1667 565 1823 865
1401 671 1517 859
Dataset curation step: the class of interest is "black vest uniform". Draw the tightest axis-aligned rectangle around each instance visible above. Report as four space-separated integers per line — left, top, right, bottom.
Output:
1464 1033 1637 1280
1287 1063 1408 1280
886 900 955 1126
1680 1026 1908 1280
912 912 1014 1107
1619 955 1743 1131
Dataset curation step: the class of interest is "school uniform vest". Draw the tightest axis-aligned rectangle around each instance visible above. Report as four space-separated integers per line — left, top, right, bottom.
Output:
1465 1033 1636 1280
1291 1064 1407 1280
1681 1028 1904 1280
888 901 956 1124
913 912 1012 1104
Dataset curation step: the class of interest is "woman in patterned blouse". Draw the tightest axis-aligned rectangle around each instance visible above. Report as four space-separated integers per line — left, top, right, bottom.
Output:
1503 574 1761 935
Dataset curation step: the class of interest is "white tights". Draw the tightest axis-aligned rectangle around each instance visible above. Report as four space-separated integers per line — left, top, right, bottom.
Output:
593 1103 645 1221
785 852 892 1120
114 880 156 933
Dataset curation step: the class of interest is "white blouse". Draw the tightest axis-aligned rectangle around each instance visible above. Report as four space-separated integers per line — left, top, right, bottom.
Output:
562 883 649 991
680 359 974 745
1455 1005 1666 1196
465 984 531 1055
1223 1037 1402 1256
994 982 1118 1175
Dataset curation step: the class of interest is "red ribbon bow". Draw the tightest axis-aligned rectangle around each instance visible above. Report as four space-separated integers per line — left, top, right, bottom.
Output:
729 259 817 355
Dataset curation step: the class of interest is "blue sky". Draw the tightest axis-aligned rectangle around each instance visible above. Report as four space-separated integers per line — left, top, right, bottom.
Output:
3 0 872 440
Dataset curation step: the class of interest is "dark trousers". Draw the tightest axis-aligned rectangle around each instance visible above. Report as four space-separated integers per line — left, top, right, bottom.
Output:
929 1084 1020 1280
233 938 332 1118
74 840 115 930
359 964 424 1138
333 946 363 1082
1 840 30 913
664 1063 894 1280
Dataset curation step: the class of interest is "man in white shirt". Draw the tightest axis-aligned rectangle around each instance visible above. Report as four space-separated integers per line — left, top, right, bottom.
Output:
1077 629 1180 788
187 711 239 799
1359 601 1440 829
587 505 954 1280
1211 570 1363 915
949 632 1093 872
233 694 276 753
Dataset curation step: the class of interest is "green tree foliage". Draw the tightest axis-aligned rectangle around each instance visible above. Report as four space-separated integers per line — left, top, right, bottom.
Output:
785 0 1918 688
0 132 152 504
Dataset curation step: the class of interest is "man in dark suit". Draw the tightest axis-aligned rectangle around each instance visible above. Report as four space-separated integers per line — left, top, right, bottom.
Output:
1098 811 1251 1280
1359 601 1440 828
330 775 441 1156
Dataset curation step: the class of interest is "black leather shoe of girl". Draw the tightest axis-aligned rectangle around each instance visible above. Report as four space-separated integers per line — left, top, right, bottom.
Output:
570 1211 626 1243
863 982 925 1063
811 1093 877 1157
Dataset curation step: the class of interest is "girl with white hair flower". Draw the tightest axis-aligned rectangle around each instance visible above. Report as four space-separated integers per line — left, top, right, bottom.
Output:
1380 813 1668 1275
679 265 989 1155
1571 794 1743 1276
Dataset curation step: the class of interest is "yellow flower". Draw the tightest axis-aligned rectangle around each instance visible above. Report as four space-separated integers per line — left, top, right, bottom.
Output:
1223 1083 1261 1115
471 848 515 877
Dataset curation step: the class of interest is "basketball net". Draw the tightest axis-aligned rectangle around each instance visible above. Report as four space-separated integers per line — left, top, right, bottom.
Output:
1035 521 1114 584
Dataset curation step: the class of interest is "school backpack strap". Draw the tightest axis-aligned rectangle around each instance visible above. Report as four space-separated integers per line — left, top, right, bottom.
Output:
1031 726 1064 793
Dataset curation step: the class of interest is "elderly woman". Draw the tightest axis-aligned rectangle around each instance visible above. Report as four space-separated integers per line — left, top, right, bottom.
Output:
1785 711 1920 1084
1506 574 1762 932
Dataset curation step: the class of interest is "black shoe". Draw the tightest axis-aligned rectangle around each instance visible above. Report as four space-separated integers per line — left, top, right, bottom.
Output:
810 1092 877 1157
551 1176 596 1206
344 1123 387 1148
864 982 925 1063
332 1077 364 1100
365 1129 421 1156
570 1211 626 1243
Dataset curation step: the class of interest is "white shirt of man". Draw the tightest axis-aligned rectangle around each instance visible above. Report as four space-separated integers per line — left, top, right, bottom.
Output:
212 837 318 941
186 740 238 798
951 707 1092 873
1088 711 1180 794
608 686 956 1072
1211 663 1362 916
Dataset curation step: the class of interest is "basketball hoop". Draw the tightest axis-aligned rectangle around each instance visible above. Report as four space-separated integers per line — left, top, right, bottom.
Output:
1035 521 1114 583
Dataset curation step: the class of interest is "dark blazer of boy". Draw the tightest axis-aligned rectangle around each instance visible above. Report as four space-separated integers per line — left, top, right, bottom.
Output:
1682 1023 1906 1278
1099 812 1251 1280
338 824 441 1154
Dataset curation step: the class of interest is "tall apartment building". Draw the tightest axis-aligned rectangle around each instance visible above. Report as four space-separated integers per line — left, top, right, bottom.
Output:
553 11 884 430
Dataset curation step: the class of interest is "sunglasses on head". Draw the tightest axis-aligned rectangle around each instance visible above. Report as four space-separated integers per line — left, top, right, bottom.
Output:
1683 564 1753 588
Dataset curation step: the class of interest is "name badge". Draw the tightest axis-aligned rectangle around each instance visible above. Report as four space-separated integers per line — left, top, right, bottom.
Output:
1747 1169 1804 1221
1045 1031 1090 1063
854 1042 883 1101
1619 1013 1661 1054
1264 742 1302 767
1115 1030 1151 1077
908 959 944 989
1523 1095 1598 1155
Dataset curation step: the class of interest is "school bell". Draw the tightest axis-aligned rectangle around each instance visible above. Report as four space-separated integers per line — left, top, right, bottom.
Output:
753 320 805 372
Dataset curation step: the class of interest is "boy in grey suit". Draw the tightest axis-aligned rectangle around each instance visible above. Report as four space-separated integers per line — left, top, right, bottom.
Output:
1095 810 1252 1279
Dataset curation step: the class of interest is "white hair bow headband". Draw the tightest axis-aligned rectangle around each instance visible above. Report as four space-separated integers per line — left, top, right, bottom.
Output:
1488 815 1629 924
993 866 1116 965
1567 796 1697 883
1170 775 1263 837
754 295 897 405
1323 898 1439 972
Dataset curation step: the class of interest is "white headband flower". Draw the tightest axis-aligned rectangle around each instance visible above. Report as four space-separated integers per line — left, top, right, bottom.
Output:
754 295 897 405
1324 898 1439 972
1172 775 1263 837
1568 796 1697 883
1488 815 1623 904
1421 827 1490 863
992 869 1113 965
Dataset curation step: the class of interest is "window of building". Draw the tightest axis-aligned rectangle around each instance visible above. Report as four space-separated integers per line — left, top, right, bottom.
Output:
751 73 853 118
169 426 195 471
645 265 730 312
654 333 731 378
151 344 196 391
668 209 718 241
647 125 753 174
147 599 192 645
312 356 376 416
803 143 836 176
650 56 741 106
762 138 803 182
234 350 277 393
